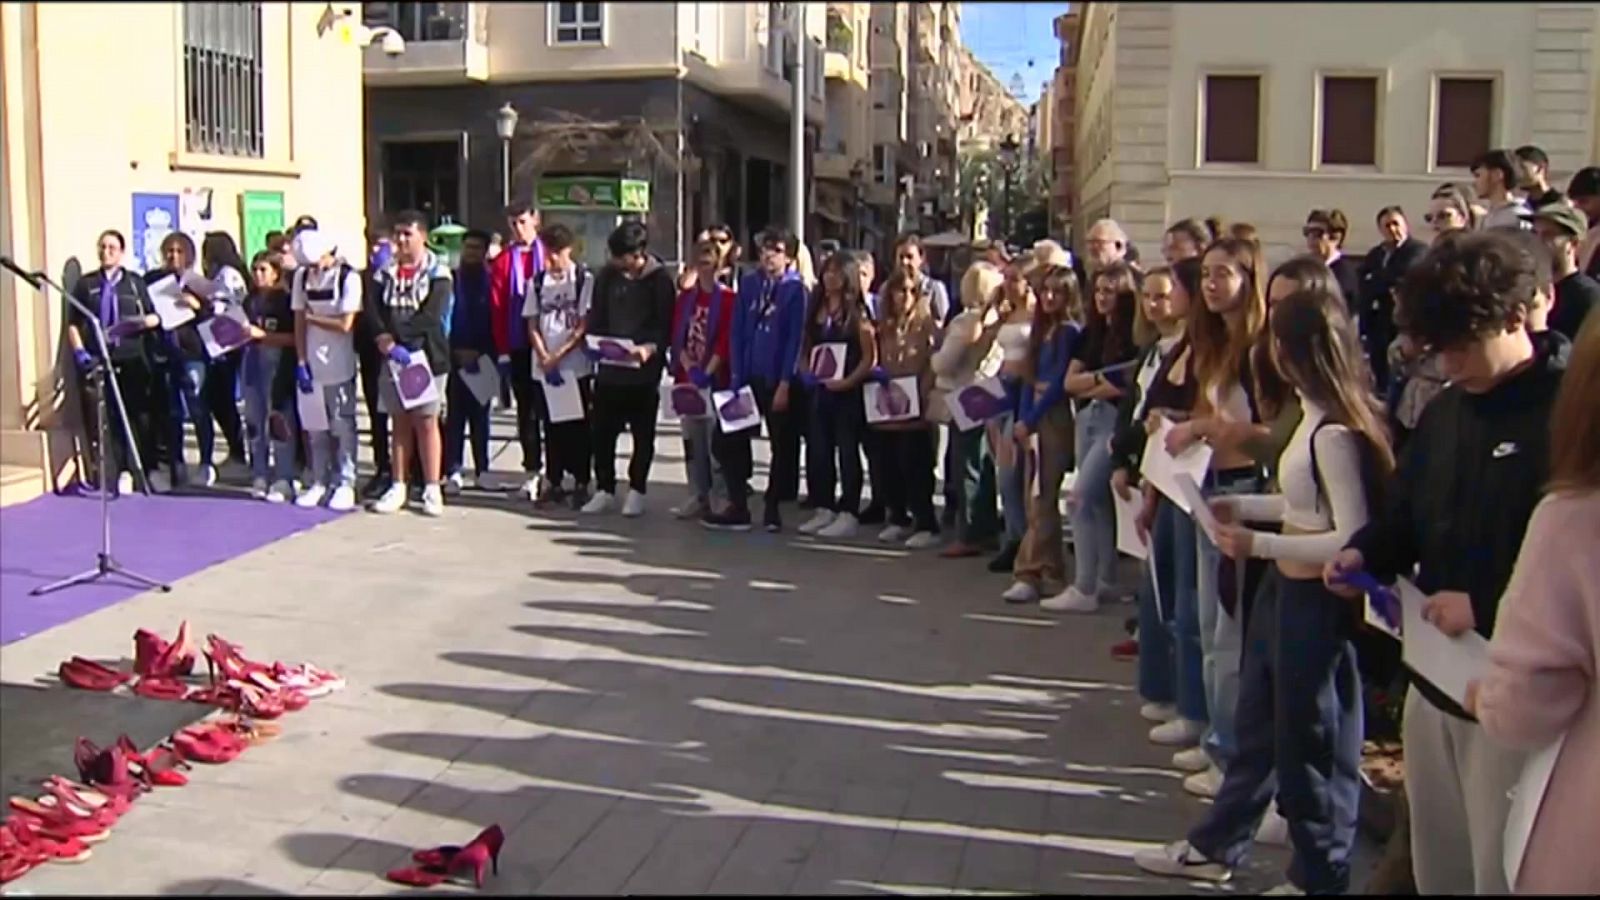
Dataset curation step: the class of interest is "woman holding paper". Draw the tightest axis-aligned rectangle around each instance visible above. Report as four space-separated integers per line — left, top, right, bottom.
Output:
986 261 1038 573
200 232 253 480
796 252 876 539
1135 286 1394 894
1051 261 1142 613
240 252 300 502
867 270 941 548
145 231 217 489
1001 265 1084 604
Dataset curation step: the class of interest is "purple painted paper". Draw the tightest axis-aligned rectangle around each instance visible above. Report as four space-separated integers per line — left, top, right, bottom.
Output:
672 385 709 416
957 385 1008 422
811 346 838 378
597 339 632 362
719 391 756 423
876 380 913 418
209 314 248 349
398 363 433 401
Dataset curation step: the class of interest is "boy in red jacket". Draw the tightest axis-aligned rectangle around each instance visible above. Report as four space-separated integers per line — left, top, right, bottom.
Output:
669 239 736 521
487 202 546 496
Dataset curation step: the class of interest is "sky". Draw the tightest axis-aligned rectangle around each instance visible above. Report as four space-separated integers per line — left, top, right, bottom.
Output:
961 2 1071 105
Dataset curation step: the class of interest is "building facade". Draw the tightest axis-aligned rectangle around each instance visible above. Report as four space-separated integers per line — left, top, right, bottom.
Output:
1067 2 1600 263
1 1 365 503
867 2 913 237
816 2 873 251
362 1 826 269
1048 9 1079 240
906 2 962 233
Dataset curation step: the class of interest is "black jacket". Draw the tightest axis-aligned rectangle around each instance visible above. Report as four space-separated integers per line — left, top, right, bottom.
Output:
363 256 452 376
1347 330 1569 720
71 268 156 363
1358 239 1427 334
585 254 676 387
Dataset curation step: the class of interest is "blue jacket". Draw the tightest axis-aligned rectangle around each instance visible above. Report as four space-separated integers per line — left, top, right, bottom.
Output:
731 268 808 388
450 263 495 355
1019 322 1082 430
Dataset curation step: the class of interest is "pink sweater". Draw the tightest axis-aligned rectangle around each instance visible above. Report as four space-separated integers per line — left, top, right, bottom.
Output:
1476 491 1600 895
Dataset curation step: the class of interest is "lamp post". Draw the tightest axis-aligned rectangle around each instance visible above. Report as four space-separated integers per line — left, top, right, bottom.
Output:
998 133 1020 244
495 102 519 207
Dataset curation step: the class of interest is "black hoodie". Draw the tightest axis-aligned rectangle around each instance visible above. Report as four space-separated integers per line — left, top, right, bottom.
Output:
1348 329 1569 720
585 253 676 387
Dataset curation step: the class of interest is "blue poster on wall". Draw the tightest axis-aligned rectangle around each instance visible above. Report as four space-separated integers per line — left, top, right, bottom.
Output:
130 193 180 275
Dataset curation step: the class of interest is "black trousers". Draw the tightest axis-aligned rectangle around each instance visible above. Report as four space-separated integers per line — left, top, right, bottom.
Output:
590 380 658 495
204 351 246 459
509 349 545 475
805 390 864 514
860 427 886 514
537 376 594 488
874 427 938 531
358 347 391 477
712 377 800 507
80 356 167 484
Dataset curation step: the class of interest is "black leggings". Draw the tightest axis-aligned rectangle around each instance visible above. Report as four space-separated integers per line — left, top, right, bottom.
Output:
538 376 594 488
590 380 658 494
873 427 937 531
805 392 864 513
204 351 245 459
359 347 391 476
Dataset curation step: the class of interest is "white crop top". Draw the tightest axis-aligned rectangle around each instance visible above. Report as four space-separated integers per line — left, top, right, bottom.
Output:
1230 399 1372 566
1205 379 1253 424
997 321 1032 362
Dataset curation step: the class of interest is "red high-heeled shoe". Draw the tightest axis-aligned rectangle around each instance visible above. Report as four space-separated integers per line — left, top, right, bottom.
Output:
131 676 192 702
204 634 269 685
114 735 191 787
58 657 132 692
40 779 132 821
135 621 197 679
73 739 146 800
389 825 503 888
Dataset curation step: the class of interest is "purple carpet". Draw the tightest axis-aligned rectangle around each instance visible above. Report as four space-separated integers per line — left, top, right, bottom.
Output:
0 492 343 645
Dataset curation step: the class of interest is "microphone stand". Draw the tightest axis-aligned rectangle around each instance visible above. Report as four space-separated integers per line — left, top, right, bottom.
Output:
0 256 172 596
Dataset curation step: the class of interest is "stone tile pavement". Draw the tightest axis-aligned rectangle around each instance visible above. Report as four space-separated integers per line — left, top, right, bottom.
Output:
0 426 1338 895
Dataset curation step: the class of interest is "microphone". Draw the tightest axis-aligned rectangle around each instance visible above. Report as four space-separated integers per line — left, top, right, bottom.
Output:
0 255 44 288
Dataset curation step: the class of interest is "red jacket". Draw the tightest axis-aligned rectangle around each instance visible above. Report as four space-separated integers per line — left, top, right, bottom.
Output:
671 284 735 388
488 240 545 356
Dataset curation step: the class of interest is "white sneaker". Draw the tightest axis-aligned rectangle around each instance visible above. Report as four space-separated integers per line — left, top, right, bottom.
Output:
115 471 135 494
517 475 542 501
328 485 357 512
1041 585 1100 613
250 477 269 500
147 470 171 494
295 483 328 508
621 489 646 518
582 490 615 514
198 464 218 487
672 496 708 520
1183 765 1224 798
1132 840 1231 883
421 484 445 517
1001 580 1039 604
797 508 837 534
816 512 859 538
266 480 293 504
1139 702 1178 724
877 523 912 543
1255 808 1290 846
1172 745 1212 772
370 482 408 514
904 530 941 550
443 471 465 495
1261 882 1304 895
1150 717 1205 747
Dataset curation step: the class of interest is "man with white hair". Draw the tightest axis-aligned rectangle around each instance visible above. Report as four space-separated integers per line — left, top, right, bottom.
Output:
1084 218 1129 272
291 228 364 511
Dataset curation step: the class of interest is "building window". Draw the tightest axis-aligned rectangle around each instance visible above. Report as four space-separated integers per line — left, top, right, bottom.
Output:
1202 74 1261 164
1320 75 1378 166
874 145 893 184
552 1 603 44
1435 77 1494 169
365 3 465 42
183 2 264 159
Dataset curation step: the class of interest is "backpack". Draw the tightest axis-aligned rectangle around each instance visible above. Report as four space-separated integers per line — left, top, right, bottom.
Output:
529 265 589 320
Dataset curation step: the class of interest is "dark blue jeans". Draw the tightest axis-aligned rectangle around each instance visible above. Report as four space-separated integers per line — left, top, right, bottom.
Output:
166 356 213 481
1154 495 1207 723
1187 573 1364 894
445 363 492 477
805 390 864 514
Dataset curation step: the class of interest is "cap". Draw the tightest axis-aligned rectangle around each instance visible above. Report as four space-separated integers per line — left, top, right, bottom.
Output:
1567 166 1600 200
1530 202 1587 238
292 229 337 267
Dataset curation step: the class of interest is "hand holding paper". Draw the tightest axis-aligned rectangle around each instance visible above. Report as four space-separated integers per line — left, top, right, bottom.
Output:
388 345 412 366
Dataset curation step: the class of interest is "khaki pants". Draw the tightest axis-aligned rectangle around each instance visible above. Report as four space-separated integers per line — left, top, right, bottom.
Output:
1012 404 1074 593
1403 690 1526 895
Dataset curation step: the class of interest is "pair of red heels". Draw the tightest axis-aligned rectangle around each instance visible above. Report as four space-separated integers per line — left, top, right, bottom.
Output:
58 621 198 698
387 825 504 889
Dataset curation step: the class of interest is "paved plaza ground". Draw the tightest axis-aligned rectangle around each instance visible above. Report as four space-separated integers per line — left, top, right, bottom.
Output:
0 419 1326 895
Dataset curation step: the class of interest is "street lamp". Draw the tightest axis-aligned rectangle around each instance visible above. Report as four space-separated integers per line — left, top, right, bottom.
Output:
495 102 519 207
849 160 867 249
998 133 1021 243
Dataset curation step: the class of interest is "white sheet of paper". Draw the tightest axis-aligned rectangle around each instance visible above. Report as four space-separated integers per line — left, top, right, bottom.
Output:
1114 486 1148 560
296 386 329 432
1140 416 1214 514
808 342 847 379
586 334 641 368
146 274 197 330
1397 577 1490 708
713 386 761 434
864 376 922 424
1173 473 1219 541
388 352 440 411
458 355 500 408
1504 732 1567 889
538 369 585 423
197 305 252 358
945 376 1010 432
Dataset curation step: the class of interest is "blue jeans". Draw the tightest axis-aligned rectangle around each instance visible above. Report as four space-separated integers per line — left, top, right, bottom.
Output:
990 414 1028 544
1155 495 1207 723
683 414 721 502
167 357 213 480
1198 468 1266 769
1069 400 1119 595
445 365 492 477
307 378 359 490
241 347 297 485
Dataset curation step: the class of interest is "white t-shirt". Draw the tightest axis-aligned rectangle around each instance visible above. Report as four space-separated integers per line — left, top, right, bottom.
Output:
291 263 364 384
522 264 595 377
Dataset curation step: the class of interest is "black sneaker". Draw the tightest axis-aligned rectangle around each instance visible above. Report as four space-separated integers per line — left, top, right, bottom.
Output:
988 541 1021 573
702 505 753 531
361 473 394 502
763 503 783 533
858 504 886 525
567 485 590 511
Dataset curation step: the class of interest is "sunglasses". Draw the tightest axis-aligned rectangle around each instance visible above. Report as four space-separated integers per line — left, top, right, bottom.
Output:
1302 227 1329 239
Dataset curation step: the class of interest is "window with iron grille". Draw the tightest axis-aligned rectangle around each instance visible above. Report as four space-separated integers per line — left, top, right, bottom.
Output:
552 1 603 44
183 2 264 159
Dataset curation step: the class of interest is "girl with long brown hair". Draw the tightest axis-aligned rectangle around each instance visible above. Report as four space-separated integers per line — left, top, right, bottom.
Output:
1137 286 1395 894
986 258 1040 572
868 270 941 547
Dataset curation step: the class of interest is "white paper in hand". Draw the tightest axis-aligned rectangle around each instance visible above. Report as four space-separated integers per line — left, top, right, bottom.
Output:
458 355 500 408
1397 577 1489 708
1140 416 1214 513
864 376 922 424
146 274 197 330
1173 474 1218 541
197 305 252 358
1504 732 1567 890
1114 486 1148 560
388 351 440 411
296 386 329 432
538 370 585 423
945 376 1011 432
713 387 761 434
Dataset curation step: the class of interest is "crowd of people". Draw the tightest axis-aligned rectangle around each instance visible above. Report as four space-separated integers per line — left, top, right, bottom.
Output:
64 148 1600 895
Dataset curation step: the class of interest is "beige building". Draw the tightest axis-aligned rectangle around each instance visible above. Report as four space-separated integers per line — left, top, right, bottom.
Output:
1068 2 1600 263
1 2 365 505
956 46 1029 156
867 2 913 236
907 1 963 232
816 2 873 249
1048 9 1079 239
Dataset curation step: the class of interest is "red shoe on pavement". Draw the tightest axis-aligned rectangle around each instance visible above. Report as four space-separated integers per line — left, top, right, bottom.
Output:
1111 638 1139 661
